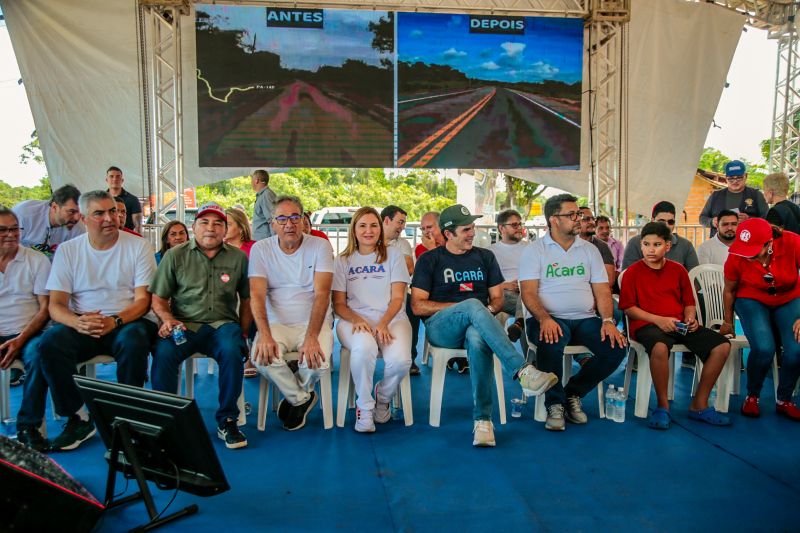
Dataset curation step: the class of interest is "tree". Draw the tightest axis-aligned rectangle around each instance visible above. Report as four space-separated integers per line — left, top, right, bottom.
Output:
698 146 766 189
501 174 547 218
0 130 51 208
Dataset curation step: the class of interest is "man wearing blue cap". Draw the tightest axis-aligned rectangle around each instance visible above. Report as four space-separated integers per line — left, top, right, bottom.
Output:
699 160 768 237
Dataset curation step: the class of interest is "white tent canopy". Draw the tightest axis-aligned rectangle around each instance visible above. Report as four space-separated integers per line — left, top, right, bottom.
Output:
1 0 742 216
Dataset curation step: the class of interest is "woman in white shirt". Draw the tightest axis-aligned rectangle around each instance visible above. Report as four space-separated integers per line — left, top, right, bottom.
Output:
333 207 412 433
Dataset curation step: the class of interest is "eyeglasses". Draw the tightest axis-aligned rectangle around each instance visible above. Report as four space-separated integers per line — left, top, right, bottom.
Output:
0 226 22 235
581 215 595 222
763 272 777 296
726 177 745 183
656 219 676 226
273 214 302 225
502 222 523 229
554 212 581 221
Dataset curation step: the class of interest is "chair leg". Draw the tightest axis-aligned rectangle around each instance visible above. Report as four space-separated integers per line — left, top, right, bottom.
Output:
667 352 676 401
492 356 506 425
597 384 605 419
715 350 734 413
623 349 634 401
319 370 333 429
237 388 246 427
732 348 742 396
399 374 414 426
634 348 652 418
691 359 703 397
0 369 10 422
336 349 351 428
257 376 268 431
85 364 97 380
772 355 780 402
534 394 547 422
428 351 448 427
184 359 195 399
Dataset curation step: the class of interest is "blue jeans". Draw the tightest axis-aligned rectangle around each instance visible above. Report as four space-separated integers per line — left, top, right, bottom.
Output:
2 332 46 427
526 316 626 408
735 297 800 401
40 320 156 417
151 323 246 425
425 299 526 421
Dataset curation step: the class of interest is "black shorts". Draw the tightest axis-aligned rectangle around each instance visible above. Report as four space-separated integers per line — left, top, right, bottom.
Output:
635 324 729 362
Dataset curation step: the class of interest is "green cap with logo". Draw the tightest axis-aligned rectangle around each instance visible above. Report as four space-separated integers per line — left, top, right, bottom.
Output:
439 204 482 232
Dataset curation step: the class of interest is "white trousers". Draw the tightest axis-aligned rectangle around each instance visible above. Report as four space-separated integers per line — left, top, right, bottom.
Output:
336 318 412 410
254 323 333 406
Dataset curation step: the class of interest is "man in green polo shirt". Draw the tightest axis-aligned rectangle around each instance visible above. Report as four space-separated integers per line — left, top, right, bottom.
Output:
150 202 252 449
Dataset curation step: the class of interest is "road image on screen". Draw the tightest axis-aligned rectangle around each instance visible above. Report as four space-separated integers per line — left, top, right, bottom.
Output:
397 13 583 169
195 7 394 167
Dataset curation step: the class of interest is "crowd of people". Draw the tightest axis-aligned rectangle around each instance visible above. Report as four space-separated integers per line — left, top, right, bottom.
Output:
1 161 799 453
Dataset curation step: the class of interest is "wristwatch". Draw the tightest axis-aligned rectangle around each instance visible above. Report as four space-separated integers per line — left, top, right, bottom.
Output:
486 304 496 315
111 315 124 329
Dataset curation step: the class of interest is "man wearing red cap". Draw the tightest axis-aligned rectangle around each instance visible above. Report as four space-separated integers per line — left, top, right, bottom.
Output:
721 217 800 421
150 202 252 448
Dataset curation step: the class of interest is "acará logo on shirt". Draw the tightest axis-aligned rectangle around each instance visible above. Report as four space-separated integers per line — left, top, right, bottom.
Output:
348 264 386 275
443 268 484 283
545 262 586 278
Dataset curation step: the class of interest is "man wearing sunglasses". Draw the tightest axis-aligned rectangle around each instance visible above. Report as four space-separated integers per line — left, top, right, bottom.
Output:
622 201 699 272
249 195 335 431
699 160 768 237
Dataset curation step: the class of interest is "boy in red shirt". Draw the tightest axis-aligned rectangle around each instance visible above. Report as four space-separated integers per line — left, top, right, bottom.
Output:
619 222 732 429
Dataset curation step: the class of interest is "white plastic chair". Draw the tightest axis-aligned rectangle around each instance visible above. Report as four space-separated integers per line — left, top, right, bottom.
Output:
527 344 606 422
688 264 778 408
0 359 26 422
256 351 333 431
426 342 507 427
180 353 246 427
335 347 413 427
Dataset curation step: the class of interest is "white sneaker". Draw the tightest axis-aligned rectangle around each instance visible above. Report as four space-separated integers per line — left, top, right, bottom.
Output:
545 404 566 431
565 396 588 424
373 382 391 424
355 408 375 433
472 420 496 447
517 364 559 396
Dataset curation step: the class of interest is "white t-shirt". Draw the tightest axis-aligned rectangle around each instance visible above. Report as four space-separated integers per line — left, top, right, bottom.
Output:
46 231 156 315
519 233 608 320
13 199 86 249
387 237 413 258
332 247 411 324
697 235 730 266
489 240 528 282
0 246 50 335
249 234 334 326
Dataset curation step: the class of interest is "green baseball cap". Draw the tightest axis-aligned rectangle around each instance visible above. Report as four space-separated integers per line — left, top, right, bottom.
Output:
439 204 482 232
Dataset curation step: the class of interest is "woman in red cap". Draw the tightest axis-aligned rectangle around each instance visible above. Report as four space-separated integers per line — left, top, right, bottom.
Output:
721 217 800 420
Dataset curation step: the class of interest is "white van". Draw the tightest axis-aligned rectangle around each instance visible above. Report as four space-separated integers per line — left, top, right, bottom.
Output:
310 207 360 227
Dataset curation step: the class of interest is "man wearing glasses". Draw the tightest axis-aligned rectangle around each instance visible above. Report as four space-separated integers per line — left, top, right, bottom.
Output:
699 160 768 237
520 194 627 431
12 184 85 258
622 201 699 272
489 209 528 343
0 206 51 451
249 195 335 431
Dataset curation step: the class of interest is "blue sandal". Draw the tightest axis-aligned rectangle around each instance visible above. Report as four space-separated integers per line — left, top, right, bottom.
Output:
689 407 732 426
648 407 671 430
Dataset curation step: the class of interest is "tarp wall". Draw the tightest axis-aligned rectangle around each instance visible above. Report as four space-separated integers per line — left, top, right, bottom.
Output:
2 0 743 216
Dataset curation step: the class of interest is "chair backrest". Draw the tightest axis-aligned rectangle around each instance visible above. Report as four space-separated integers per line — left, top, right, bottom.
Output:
616 269 633 337
688 264 725 327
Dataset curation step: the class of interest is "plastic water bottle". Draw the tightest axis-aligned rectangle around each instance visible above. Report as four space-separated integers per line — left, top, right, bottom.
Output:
614 388 626 423
604 384 616 420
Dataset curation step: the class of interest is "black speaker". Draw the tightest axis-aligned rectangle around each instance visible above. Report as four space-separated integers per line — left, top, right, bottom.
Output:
0 435 104 532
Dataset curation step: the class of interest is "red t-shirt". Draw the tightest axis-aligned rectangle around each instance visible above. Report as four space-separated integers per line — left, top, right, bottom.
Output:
724 230 800 306
239 240 256 258
415 243 428 260
619 259 696 340
310 229 329 241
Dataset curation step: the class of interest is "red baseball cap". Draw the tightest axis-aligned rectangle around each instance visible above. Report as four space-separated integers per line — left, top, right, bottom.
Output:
195 202 227 222
728 217 772 257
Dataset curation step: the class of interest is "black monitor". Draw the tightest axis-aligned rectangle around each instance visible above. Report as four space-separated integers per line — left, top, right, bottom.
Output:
75 376 229 498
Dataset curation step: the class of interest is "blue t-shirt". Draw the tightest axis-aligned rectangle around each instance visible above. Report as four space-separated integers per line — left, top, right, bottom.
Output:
411 246 504 311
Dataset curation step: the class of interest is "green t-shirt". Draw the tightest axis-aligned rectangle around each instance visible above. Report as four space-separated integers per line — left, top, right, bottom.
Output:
150 239 249 331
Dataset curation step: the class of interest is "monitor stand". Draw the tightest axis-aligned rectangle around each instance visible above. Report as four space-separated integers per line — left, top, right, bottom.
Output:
103 420 199 532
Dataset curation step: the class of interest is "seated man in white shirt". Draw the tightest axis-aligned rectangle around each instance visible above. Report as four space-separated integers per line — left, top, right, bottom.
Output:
697 210 738 266
39 190 157 451
520 194 627 431
249 195 335 431
0 206 51 451
12 184 85 258
489 209 528 343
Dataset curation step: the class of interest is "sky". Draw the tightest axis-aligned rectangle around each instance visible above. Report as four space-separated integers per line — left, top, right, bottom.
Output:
397 13 583 84
0 13 780 188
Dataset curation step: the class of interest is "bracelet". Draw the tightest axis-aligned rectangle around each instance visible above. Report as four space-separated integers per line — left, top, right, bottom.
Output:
486 304 496 315
602 317 615 324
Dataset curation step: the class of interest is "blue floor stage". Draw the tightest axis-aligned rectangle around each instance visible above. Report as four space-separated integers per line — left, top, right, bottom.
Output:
4 338 799 532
